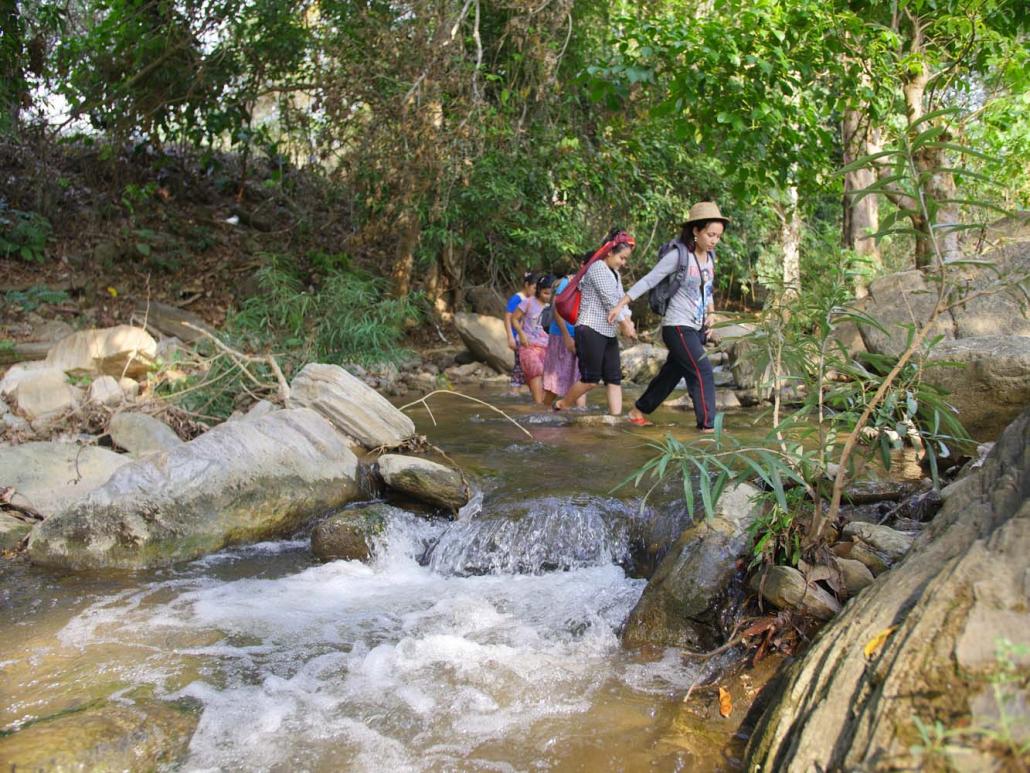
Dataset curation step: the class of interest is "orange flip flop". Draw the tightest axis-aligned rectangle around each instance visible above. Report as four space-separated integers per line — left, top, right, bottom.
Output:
627 416 654 427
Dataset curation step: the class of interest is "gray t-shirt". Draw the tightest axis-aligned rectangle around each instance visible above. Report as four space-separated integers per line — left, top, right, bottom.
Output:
626 243 714 329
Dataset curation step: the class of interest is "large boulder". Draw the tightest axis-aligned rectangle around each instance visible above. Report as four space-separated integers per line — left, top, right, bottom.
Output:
378 453 469 512
621 344 666 383
287 363 415 451
46 325 157 378
622 483 763 650
108 412 184 457
0 442 130 516
857 241 1030 358
454 312 515 373
0 365 82 420
922 336 1030 440
747 409 1030 771
27 408 361 570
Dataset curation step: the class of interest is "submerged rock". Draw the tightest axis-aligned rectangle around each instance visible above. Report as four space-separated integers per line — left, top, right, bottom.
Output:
28 408 360 570
749 565 841 620
108 412 184 457
287 363 415 451
0 442 130 517
311 504 392 563
746 408 1030 771
378 453 469 512
0 700 196 771
622 482 763 650
0 513 32 550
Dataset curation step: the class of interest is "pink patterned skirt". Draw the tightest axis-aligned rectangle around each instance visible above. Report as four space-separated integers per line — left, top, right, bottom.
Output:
542 334 580 396
518 343 547 380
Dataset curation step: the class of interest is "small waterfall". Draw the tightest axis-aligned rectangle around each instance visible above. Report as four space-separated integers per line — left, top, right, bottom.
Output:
424 496 632 576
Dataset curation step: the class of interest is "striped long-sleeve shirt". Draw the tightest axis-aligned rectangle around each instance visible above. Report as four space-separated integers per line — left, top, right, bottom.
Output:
577 259 629 338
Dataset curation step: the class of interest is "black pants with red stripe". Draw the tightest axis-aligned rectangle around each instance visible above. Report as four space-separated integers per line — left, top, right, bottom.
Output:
635 326 716 429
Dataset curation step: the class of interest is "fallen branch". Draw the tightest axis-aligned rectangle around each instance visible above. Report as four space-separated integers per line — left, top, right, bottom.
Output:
182 322 291 403
399 389 533 439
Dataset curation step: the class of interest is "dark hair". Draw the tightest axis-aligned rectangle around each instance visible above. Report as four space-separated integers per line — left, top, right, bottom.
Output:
521 271 537 286
534 273 554 297
680 219 725 251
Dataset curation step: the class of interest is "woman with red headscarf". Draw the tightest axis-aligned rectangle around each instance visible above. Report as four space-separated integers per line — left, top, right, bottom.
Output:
553 229 637 415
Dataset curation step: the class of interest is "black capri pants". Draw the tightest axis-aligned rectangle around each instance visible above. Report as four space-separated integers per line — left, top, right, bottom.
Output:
575 325 621 385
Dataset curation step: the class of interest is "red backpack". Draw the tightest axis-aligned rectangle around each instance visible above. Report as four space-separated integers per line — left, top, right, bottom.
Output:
554 231 635 325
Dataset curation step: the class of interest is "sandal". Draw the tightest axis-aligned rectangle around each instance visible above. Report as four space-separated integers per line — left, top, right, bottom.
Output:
627 415 654 427
552 400 564 412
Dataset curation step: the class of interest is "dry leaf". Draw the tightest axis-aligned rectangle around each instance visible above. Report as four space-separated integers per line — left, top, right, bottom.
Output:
718 687 732 718
863 626 898 659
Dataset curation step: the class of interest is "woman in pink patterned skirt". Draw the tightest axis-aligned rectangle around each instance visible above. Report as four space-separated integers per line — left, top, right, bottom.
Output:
512 274 555 404
542 270 586 407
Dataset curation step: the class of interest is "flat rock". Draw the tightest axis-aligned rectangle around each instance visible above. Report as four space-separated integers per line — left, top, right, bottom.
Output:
46 325 157 378
378 453 468 512
622 483 763 650
311 504 394 562
0 442 130 516
1 366 82 420
750 565 841 620
842 522 915 561
454 312 515 373
108 412 184 457
287 362 415 450
28 408 361 570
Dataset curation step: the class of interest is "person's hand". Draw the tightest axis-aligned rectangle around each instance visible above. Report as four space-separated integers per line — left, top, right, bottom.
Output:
564 338 576 354
620 319 637 340
507 337 517 352
519 333 529 347
607 295 629 324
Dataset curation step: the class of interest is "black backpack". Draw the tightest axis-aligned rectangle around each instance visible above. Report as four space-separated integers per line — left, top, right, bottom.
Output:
539 303 555 332
647 240 715 319
648 240 690 316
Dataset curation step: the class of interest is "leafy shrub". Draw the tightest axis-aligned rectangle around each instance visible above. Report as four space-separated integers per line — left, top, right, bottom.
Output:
228 257 422 367
0 205 52 263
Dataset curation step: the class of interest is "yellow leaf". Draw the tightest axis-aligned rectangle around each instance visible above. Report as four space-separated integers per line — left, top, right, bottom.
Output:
718 687 732 718
106 287 119 297
863 626 898 659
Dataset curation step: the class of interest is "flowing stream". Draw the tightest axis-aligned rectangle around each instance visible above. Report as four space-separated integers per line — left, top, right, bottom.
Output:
1 387 770 771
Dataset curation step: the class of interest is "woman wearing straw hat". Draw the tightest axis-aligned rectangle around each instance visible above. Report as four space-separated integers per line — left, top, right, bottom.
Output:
607 201 729 432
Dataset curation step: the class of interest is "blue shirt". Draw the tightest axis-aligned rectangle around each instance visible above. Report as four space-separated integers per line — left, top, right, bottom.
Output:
506 292 525 339
548 277 575 337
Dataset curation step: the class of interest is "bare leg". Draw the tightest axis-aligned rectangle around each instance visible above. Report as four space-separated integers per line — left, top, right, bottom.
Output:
555 381 596 409
528 376 546 404
574 393 587 408
606 383 623 416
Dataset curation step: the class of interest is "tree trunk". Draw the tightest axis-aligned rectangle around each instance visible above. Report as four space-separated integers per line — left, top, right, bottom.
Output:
842 108 881 292
391 206 421 298
777 187 801 301
747 410 1030 770
0 0 24 134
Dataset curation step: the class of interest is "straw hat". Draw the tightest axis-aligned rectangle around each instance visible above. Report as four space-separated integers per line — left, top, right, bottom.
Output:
683 201 730 227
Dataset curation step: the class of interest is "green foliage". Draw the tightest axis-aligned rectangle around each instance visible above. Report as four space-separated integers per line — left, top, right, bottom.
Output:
4 285 70 311
0 205 52 263
227 257 422 367
747 486 807 569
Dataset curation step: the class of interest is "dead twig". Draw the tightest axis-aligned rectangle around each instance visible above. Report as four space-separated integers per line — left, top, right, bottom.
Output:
399 389 533 439
182 322 290 403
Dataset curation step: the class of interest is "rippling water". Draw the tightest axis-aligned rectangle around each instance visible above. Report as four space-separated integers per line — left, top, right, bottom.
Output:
1 387 769 770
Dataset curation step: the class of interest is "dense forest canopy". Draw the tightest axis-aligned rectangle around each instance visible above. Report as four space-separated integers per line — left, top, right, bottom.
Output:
2 0 1027 309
